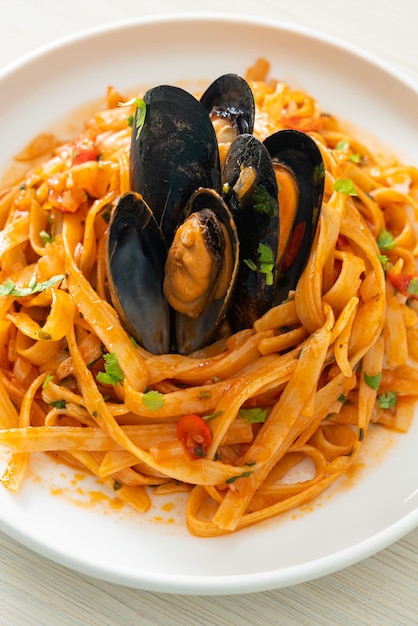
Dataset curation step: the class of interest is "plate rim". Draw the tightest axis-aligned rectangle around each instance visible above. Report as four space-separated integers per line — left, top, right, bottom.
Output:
0 12 417 595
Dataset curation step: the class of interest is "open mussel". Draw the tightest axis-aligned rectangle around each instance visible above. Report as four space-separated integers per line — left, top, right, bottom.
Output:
106 75 325 357
107 192 172 354
130 84 221 244
107 84 239 355
264 130 325 305
222 133 280 331
200 73 255 137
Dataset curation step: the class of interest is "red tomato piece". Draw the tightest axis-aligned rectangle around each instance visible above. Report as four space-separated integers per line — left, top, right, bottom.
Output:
388 272 418 299
177 414 213 459
71 138 98 165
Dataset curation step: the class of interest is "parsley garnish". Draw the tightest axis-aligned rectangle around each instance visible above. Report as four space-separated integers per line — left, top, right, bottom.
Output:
39 230 55 245
113 480 123 491
335 140 349 151
349 153 361 163
244 242 274 285
50 400 66 409
253 185 277 217
377 390 398 409
0 273 65 297
226 471 252 484
407 277 418 296
377 229 396 252
199 390 212 400
333 179 357 196
142 390 165 410
42 374 54 389
238 407 268 424
377 254 389 266
134 98 146 139
363 372 381 391
358 428 365 442
96 352 124 386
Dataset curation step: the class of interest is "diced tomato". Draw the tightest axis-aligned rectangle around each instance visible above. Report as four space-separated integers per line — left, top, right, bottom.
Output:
387 271 418 299
71 137 98 165
177 414 213 459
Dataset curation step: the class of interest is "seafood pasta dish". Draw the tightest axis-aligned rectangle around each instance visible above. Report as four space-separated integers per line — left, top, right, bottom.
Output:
0 58 417 536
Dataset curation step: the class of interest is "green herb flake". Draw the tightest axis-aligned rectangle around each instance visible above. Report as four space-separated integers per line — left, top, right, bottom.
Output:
337 394 347 404
50 400 66 409
335 140 349 151
0 273 65 298
127 114 134 128
333 179 357 196
226 470 252 484
407 277 418 296
349 153 361 163
199 390 212 400
377 229 396 252
377 390 398 409
253 185 277 217
238 407 268 424
134 98 146 139
39 230 55 245
212 376 221 383
113 480 123 491
258 242 274 286
202 410 224 422
243 258 257 272
377 254 389 266
363 371 381 391
101 203 112 223
42 374 54 389
142 389 165 411
130 336 139 348
96 352 124 386
358 427 365 442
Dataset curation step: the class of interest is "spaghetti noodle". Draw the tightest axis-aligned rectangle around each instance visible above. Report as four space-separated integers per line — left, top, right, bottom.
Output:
0 59 417 536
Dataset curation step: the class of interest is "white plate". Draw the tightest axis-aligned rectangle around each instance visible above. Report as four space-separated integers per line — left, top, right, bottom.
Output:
0 14 417 595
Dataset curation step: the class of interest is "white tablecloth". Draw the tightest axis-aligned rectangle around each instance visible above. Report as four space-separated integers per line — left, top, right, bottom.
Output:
0 1 417 624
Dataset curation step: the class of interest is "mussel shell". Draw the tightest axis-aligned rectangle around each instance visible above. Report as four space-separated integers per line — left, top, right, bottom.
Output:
130 85 221 245
175 188 239 355
222 134 279 331
264 129 325 304
107 192 172 355
200 73 255 135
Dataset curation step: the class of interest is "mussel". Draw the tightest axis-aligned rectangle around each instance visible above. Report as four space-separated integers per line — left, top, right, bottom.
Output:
264 130 325 304
106 74 325 356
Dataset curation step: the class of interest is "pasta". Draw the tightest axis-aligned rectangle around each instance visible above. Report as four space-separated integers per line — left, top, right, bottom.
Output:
0 58 417 536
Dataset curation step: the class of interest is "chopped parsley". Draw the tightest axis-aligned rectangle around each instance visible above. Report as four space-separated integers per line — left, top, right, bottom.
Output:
199 390 212 400
335 140 349 151
0 273 65 297
363 371 381 391
39 230 55 245
253 185 277 217
377 390 398 409
226 470 252 484
377 253 389 266
42 374 54 388
244 242 275 286
49 400 66 409
333 179 357 196
238 407 268 424
349 153 361 163
407 277 418 296
377 229 396 252
142 389 165 411
96 352 124 386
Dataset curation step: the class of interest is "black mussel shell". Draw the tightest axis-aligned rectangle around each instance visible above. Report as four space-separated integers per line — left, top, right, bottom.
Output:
200 74 255 135
222 134 280 331
264 129 325 305
107 192 172 355
130 85 221 245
